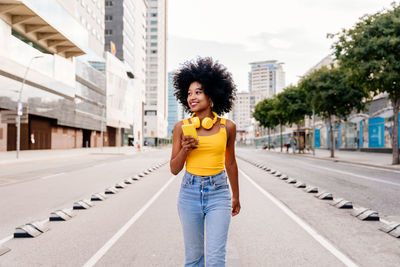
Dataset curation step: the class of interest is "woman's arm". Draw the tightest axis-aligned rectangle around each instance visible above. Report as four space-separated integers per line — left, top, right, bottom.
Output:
225 119 241 216
170 121 198 175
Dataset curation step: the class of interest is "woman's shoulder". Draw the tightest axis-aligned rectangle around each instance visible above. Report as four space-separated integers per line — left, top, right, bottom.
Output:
174 120 185 130
221 118 236 130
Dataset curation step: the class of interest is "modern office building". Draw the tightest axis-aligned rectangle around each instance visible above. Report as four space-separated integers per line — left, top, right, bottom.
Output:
248 60 285 113
231 92 253 143
0 0 109 151
232 92 251 131
167 72 176 137
167 72 185 137
57 0 105 59
104 0 147 147
247 60 285 140
144 0 168 146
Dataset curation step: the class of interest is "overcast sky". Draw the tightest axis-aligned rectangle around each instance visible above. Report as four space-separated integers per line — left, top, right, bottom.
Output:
167 0 394 92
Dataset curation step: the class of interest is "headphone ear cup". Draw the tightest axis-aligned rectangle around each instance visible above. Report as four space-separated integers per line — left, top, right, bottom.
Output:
202 117 213 130
191 116 201 128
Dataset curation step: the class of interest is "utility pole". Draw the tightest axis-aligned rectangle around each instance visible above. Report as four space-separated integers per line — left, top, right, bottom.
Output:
16 55 43 159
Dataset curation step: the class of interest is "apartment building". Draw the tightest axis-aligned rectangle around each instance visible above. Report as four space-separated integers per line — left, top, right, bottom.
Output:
144 0 168 146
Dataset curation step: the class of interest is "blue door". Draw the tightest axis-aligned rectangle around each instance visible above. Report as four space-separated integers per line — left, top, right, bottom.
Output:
368 117 384 148
315 129 320 148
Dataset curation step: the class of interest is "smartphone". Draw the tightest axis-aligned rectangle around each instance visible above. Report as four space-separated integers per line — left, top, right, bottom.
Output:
181 124 198 139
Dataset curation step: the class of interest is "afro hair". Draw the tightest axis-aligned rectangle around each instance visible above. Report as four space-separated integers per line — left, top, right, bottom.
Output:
173 57 237 116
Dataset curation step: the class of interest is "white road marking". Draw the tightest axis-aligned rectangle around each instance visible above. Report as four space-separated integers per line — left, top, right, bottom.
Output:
300 162 400 187
301 156 400 174
0 235 12 245
251 149 400 174
83 175 176 267
41 173 65 180
239 169 359 267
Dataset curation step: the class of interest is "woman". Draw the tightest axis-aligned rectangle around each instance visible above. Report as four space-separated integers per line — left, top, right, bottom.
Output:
170 57 240 267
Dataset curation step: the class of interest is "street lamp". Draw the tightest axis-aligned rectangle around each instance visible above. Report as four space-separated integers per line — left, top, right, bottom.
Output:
16 55 43 159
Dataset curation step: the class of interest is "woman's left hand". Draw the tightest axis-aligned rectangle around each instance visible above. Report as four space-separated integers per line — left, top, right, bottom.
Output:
231 197 241 217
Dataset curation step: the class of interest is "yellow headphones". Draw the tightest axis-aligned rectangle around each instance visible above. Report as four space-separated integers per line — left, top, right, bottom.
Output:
191 112 218 130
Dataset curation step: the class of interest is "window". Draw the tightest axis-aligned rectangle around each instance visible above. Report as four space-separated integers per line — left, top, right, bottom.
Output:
12 30 51 54
105 15 113 21
150 42 157 47
105 0 114 7
150 28 157 32
105 29 113 36
151 50 157 54
150 21 157 25
145 110 157 115
150 35 157 39
151 13 157 17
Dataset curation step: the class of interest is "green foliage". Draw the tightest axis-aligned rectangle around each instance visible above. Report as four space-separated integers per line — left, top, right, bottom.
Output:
299 66 367 119
253 98 274 128
331 2 400 163
332 3 400 101
269 96 287 126
276 85 312 125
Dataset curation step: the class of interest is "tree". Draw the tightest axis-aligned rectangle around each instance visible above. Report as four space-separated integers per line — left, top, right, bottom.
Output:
253 98 275 149
300 66 367 158
331 3 400 164
277 85 312 153
270 96 288 152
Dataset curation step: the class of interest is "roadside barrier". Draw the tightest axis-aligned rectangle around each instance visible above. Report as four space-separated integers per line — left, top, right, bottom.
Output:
236 155 399 239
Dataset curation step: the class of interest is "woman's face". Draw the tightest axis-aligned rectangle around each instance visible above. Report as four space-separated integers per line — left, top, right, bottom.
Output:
187 81 211 112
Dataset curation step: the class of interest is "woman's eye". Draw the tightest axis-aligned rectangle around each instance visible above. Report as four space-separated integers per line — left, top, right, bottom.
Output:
196 91 201 94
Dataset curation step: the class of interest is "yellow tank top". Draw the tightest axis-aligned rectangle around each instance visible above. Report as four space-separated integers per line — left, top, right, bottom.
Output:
183 117 227 176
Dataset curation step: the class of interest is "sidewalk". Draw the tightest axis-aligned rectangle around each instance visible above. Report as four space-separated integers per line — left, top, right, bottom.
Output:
0 146 157 165
263 147 400 171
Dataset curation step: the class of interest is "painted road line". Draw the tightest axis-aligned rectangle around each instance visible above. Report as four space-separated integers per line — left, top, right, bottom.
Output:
41 173 65 180
300 156 400 174
300 162 400 187
83 175 177 267
0 235 12 245
239 169 358 267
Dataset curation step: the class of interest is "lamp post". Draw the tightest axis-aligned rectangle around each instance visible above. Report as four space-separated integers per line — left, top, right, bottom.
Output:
16 55 43 159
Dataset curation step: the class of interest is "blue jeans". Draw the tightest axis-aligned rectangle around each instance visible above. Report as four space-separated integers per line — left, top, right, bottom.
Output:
177 170 231 267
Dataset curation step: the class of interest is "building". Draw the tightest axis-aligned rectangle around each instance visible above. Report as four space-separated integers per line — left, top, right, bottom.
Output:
103 0 147 147
0 0 109 151
57 0 105 59
254 55 400 153
167 72 176 137
232 92 252 131
144 0 168 146
247 60 286 140
248 60 285 114
167 72 185 137
231 92 252 143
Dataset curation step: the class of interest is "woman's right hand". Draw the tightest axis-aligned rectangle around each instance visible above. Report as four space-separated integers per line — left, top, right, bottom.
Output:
181 136 199 152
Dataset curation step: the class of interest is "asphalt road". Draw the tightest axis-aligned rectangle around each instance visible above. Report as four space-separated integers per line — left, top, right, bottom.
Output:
237 148 400 217
0 148 399 266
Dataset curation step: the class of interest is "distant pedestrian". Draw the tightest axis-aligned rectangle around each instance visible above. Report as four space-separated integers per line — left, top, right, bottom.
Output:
170 57 240 267
286 141 290 153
